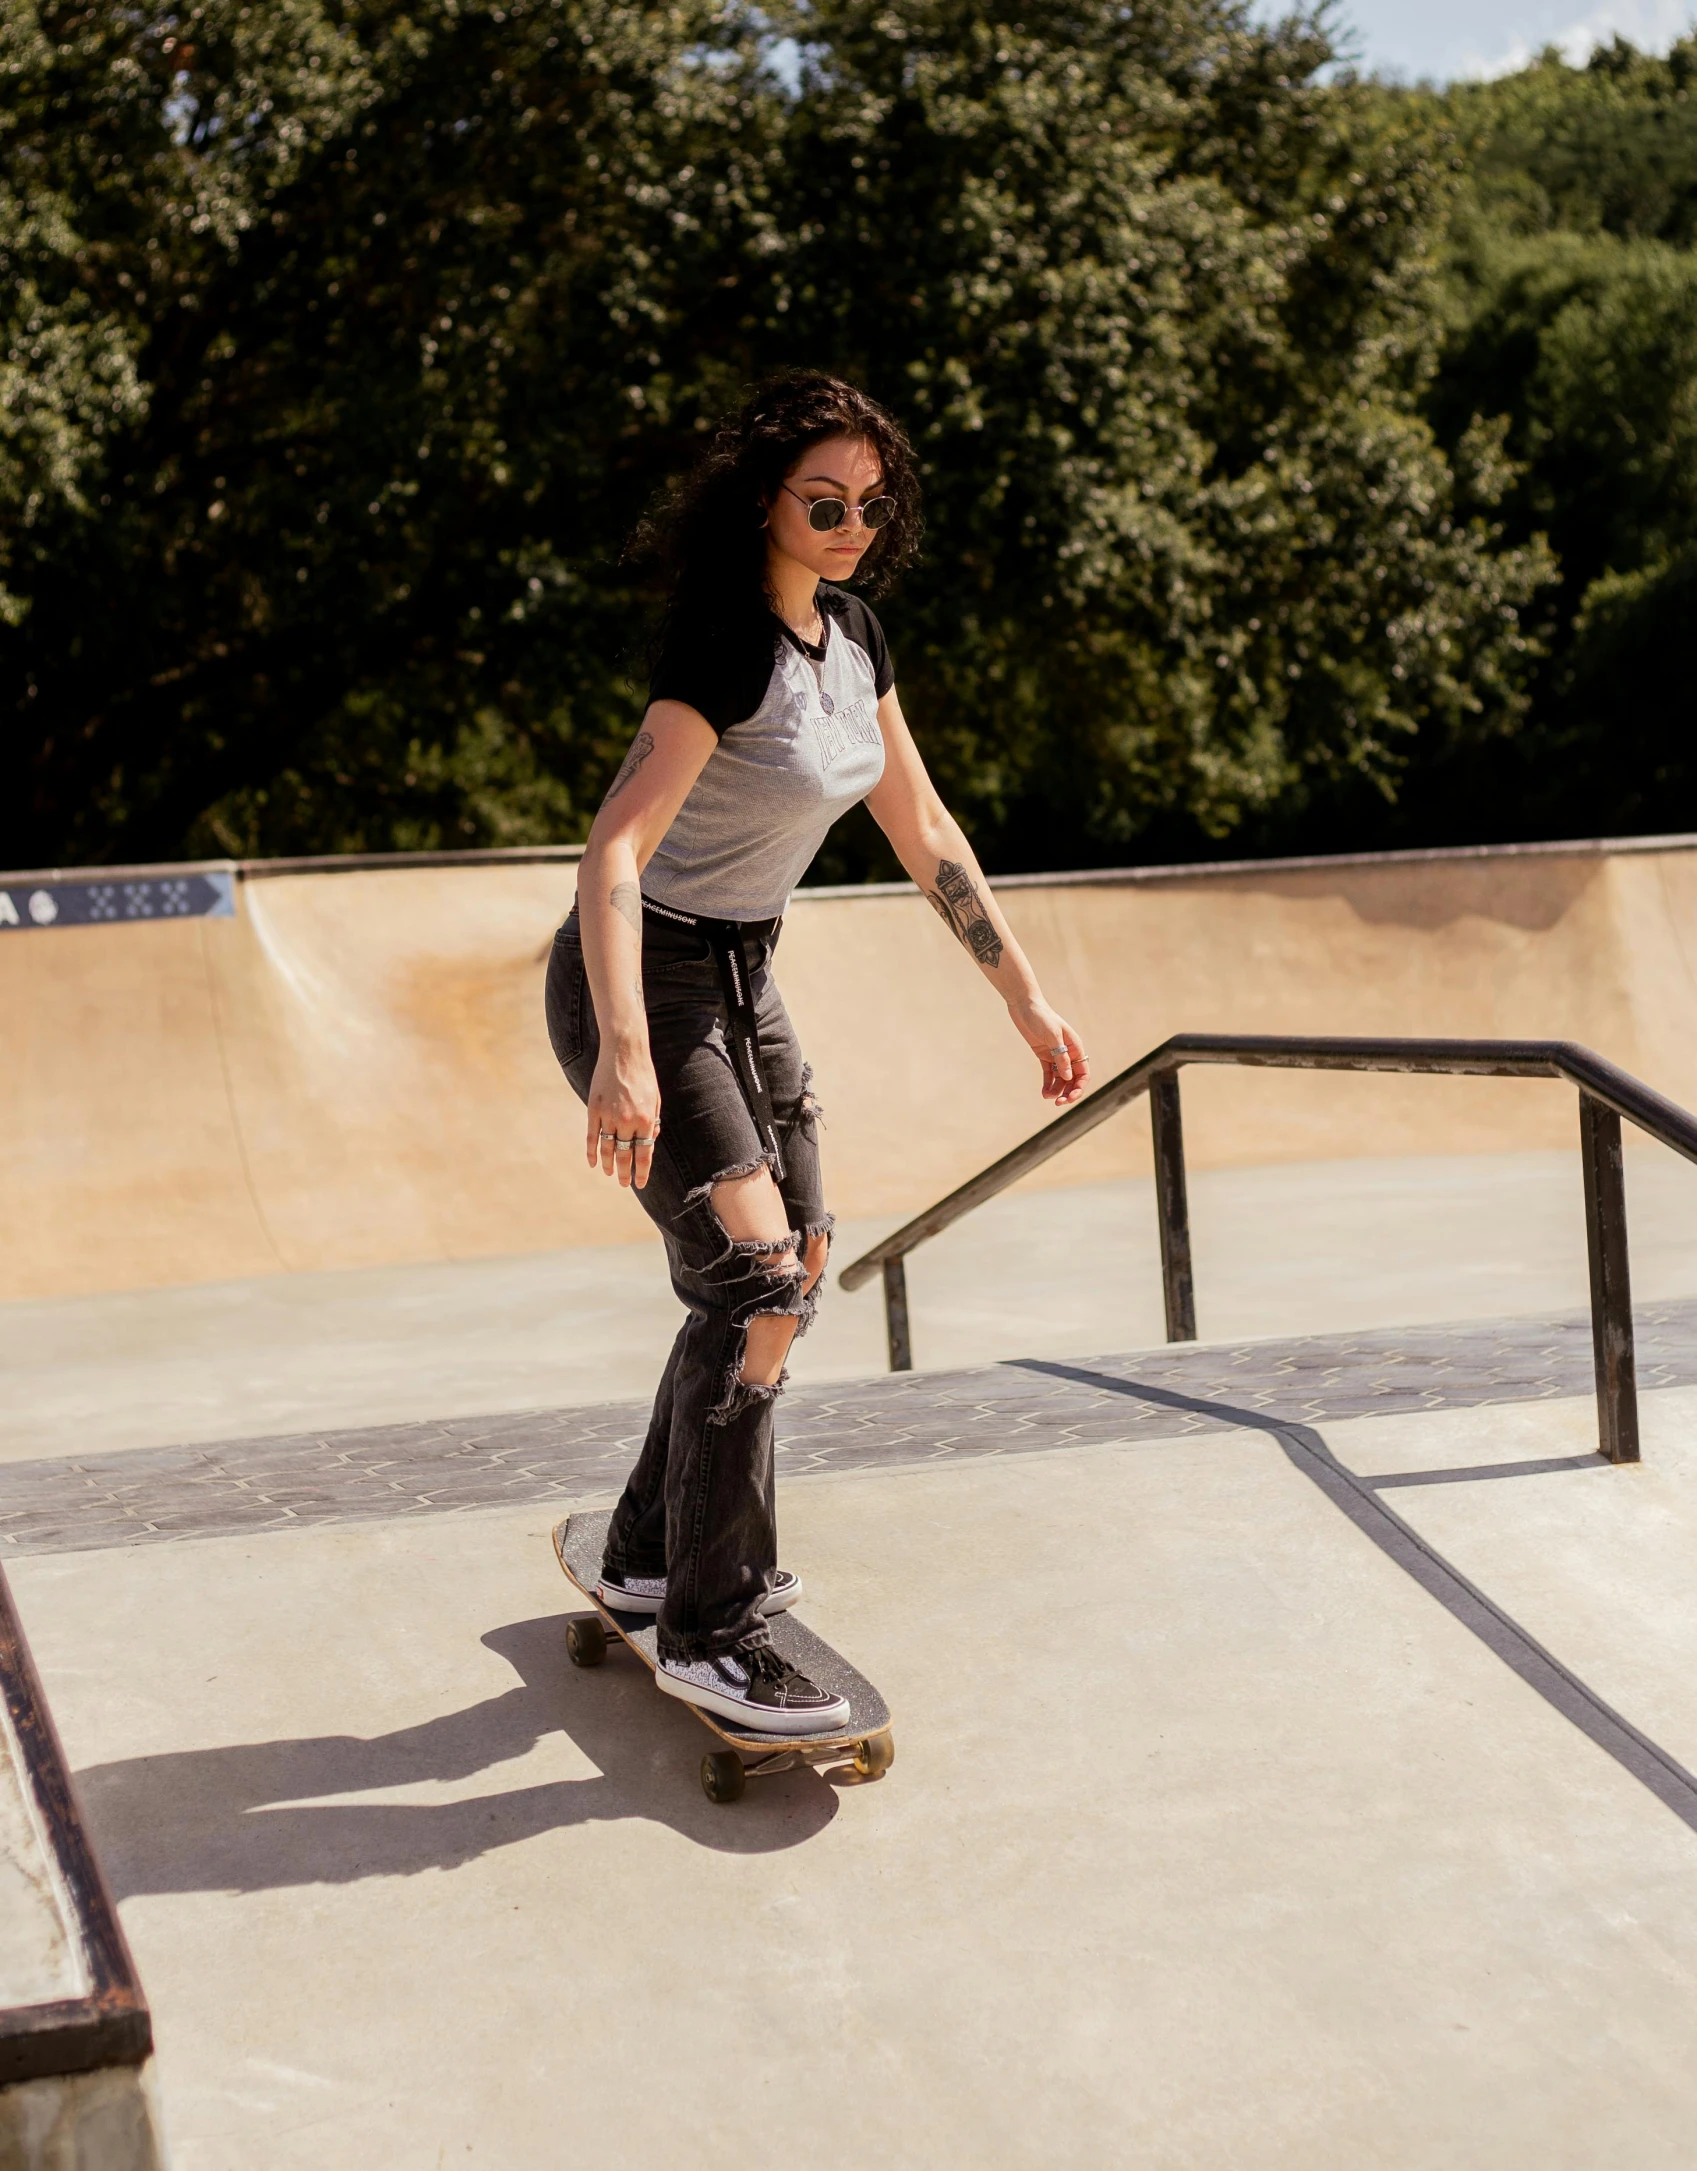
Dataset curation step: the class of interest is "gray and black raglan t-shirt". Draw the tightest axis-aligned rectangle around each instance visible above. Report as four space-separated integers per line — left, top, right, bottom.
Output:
641 584 894 922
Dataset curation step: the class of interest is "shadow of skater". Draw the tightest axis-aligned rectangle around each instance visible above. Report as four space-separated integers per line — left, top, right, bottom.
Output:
76 1612 837 1897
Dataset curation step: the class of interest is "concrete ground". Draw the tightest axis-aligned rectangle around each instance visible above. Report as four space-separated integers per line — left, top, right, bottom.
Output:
9 1147 1697 2165
9 1379 1697 2167
17 839 1697 2165
6 1146 1697 1462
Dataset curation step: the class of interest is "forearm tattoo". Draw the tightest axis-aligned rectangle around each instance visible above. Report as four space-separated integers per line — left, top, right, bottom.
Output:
603 729 655 803
608 879 646 1005
926 858 1005 970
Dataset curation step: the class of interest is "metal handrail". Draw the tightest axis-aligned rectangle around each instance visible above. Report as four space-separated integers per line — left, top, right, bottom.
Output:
838 1034 1697 1464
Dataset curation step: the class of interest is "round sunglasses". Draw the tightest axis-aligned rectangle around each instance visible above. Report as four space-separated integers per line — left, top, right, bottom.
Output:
782 483 896 533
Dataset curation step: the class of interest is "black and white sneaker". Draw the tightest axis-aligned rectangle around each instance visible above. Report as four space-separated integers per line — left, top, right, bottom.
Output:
596 1568 801 1618
656 1645 850 1735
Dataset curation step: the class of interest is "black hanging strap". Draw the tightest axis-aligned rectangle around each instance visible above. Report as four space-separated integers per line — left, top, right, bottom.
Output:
642 897 787 1182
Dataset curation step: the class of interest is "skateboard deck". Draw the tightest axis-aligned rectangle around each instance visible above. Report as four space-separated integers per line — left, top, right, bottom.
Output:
553 1511 893 1801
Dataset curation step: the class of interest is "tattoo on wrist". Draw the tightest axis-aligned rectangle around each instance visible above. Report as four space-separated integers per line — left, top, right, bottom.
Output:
927 858 1005 969
609 880 642 934
604 730 655 803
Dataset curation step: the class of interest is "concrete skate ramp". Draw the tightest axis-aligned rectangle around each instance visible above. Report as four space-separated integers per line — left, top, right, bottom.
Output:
5 836 1697 1302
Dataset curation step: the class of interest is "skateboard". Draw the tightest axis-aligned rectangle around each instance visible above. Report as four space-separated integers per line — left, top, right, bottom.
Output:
553 1511 894 1804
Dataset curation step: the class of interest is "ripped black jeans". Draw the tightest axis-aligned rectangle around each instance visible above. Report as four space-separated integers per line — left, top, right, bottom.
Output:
545 906 830 1661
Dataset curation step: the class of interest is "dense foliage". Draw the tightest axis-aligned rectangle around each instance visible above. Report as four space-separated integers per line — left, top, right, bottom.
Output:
0 2 1688 871
1408 40 1697 845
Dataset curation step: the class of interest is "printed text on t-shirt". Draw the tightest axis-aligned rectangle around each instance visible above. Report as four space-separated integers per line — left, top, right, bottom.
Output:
813 697 879 770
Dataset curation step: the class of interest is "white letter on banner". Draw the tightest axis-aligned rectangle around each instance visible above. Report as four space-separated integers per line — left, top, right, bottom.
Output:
27 890 58 925
0 893 18 927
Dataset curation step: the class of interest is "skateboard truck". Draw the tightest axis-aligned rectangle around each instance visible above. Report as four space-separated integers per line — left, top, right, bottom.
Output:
702 1731 896 1804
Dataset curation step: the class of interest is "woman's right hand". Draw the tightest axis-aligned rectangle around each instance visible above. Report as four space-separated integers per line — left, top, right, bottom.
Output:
586 1039 661 1190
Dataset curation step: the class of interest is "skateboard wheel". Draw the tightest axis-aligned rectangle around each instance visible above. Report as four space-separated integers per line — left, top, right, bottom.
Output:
701 1752 746 1804
566 1616 607 1668
853 1732 894 1778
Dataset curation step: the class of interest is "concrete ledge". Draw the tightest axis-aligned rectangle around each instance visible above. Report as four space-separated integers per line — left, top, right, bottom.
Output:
0 1566 152 2099
7 1298 1697 1557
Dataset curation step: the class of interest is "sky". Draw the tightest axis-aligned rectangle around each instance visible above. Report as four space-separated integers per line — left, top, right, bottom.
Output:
1316 0 1696 79
765 0 1696 93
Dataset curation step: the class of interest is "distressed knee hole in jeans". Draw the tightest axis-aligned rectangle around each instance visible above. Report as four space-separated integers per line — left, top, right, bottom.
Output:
677 1179 810 1416
724 1244 807 1406
681 1158 776 1229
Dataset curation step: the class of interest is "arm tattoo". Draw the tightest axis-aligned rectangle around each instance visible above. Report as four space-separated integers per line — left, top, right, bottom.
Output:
603 729 655 803
609 880 642 934
926 858 1005 970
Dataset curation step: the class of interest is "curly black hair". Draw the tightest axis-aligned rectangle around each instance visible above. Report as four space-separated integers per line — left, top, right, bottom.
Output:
633 371 922 665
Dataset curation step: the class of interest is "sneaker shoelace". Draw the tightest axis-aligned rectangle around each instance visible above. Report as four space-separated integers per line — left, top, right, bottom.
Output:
745 1646 808 1699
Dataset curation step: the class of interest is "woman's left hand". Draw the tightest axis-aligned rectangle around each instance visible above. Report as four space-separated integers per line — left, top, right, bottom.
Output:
1008 996 1090 1106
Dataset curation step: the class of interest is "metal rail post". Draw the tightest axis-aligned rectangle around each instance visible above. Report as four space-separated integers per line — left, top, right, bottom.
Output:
1150 1069 1197 1342
882 1255 913 1372
1579 1091 1640 1464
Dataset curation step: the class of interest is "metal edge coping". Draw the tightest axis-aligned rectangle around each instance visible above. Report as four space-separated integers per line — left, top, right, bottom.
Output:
795 830 1697 901
3 830 1695 893
0 1563 151 2085
0 845 588 885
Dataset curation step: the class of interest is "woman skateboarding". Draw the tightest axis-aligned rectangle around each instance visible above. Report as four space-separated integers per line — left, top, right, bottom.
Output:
546 371 1089 1735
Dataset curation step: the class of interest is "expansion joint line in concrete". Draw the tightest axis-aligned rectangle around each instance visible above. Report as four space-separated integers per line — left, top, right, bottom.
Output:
1014 1360 1697 1841
198 913 291 1273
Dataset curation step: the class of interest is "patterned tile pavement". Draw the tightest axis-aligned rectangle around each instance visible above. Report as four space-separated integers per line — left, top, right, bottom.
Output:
5 1298 1696 1559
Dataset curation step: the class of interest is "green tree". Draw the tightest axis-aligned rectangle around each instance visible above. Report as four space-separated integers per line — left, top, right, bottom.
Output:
2 0 781 863
1450 34 1697 247
1411 41 1697 840
2 0 1552 870
0 2 150 632
770 0 1551 872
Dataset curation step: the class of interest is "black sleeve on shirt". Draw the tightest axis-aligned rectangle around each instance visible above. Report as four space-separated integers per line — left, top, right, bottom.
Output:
648 617 780 737
820 586 895 698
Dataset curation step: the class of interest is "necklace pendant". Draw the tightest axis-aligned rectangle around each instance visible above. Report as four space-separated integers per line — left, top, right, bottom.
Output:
819 689 836 715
